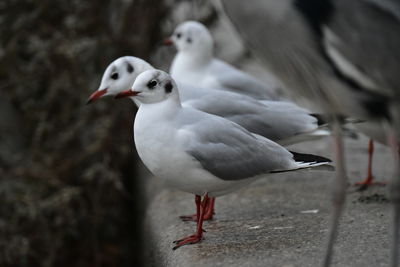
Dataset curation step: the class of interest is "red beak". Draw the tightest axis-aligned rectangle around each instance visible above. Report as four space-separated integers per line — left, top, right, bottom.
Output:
86 89 108 105
163 38 173 46
114 89 140 99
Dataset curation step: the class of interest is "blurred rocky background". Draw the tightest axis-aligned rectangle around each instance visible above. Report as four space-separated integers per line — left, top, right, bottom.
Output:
0 0 236 266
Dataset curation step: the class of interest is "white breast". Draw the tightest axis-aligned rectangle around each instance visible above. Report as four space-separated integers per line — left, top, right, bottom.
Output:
133 105 255 197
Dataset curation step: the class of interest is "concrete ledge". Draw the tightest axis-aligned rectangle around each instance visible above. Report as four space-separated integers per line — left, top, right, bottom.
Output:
143 136 393 267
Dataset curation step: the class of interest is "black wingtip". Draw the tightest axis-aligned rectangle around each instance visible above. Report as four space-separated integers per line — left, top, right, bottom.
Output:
289 151 332 163
310 113 327 126
310 113 350 126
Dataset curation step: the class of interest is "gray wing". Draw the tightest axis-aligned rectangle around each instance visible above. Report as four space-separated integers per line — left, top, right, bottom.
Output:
183 92 318 142
211 59 280 100
178 113 296 180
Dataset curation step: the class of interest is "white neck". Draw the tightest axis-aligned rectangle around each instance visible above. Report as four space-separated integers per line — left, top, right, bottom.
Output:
170 49 213 77
139 91 182 117
134 95 182 141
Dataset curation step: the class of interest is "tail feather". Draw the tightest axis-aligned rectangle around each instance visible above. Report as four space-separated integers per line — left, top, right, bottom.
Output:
270 151 333 173
309 113 350 126
290 151 332 163
310 113 329 126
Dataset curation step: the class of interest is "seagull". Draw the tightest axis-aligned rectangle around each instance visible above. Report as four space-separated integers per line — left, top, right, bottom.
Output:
114 69 333 249
86 56 330 221
219 0 400 265
165 21 281 100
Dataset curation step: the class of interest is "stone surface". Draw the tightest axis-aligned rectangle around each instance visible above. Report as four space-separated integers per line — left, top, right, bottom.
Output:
143 134 394 267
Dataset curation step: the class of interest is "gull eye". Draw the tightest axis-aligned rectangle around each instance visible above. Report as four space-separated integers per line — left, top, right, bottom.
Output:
176 32 181 39
111 72 119 80
187 37 192 43
147 80 157 89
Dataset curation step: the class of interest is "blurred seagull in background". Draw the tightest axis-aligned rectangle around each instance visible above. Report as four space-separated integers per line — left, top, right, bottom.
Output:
219 0 400 266
165 21 281 100
114 69 332 250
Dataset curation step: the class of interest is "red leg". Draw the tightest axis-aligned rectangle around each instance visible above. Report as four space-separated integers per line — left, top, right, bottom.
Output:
356 139 385 190
179 195 201 222
179 197 216 222
173 194 210 250
203 197 215 220
355 139 374 188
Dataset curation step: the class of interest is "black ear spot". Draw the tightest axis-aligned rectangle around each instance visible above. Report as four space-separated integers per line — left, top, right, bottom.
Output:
165 82 173 93
187 37 192 43
127 63 134 73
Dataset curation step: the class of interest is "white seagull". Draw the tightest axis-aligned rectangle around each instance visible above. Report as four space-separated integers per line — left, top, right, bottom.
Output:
165 21 280 100
114 69 332 249
87 56 329 221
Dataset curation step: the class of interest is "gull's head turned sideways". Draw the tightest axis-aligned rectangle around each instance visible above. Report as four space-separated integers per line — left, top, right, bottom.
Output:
86 56 153 104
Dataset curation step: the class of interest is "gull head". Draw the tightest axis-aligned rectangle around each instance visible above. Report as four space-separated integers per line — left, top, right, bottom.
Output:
167 21 214 55
115 70 178 104
86 56 153 104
